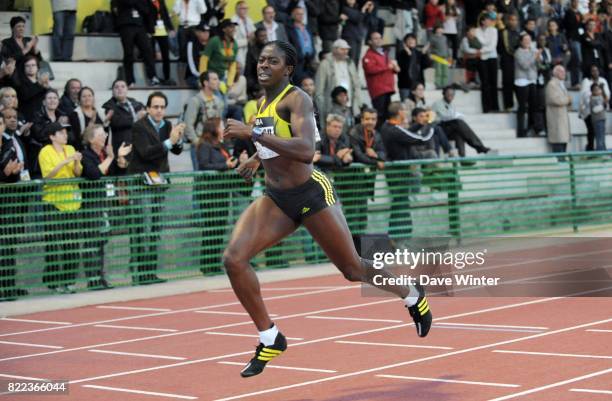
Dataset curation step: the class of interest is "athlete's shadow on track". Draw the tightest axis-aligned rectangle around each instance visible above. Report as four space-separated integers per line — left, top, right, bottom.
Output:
285 380 457 401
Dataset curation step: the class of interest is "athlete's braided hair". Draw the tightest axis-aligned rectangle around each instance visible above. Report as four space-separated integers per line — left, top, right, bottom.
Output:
264 40 297 77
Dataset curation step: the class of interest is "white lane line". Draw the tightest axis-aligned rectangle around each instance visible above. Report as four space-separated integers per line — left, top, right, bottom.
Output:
218 361 337 373
0 373 48 381
306 316 402 323
210 286 354 292
194 311 278 317
89 349 187 361
377 374 520 388
82 384 197 400
0 340 63 349
570 388 612 395
487 368 612 401
94 324 178 332
96 306 173 312
586 329 612 333
210 316 612 401
435 322 548 330
0 298 396 363
336 340 453 350
493 350 612 359
205 332 304 340
67 296 575 386
0 318 72 325
433 325 544 333
1 286 354 338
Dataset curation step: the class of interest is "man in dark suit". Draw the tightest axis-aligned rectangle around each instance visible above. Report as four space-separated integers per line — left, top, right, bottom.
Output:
0 113 30 300
127 91 184 285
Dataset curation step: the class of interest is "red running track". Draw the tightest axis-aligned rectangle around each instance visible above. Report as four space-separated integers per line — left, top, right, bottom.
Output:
1 242 612 401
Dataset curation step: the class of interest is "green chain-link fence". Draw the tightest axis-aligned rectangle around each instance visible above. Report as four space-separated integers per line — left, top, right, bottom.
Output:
2 152 612 298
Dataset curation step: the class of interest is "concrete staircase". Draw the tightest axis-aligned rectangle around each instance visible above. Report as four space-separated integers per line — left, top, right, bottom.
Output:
19 31 612 165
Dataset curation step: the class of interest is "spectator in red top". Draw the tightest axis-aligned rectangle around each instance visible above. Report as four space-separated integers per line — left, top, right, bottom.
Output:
424 0 445 36
362 31 400 126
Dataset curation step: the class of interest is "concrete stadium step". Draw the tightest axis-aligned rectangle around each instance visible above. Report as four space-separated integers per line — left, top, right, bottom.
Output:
38 34 123 62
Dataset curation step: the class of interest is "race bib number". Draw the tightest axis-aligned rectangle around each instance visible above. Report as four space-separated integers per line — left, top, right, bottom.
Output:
254 117 279 159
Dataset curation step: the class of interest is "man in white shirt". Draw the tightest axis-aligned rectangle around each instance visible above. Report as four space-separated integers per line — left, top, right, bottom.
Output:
431 87 491 156
255 5 287 43
173 0 207 61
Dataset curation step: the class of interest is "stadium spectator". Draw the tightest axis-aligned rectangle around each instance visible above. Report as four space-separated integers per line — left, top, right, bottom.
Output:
590 83 609 150
127 92 184 285
535 34 552 135
341 0 369 67
111 0 161 86
14 54 49 122
102 79 146 153
432 87 491 156
514 33 541 137
231 1 255 72
318 0 341 53
68 87 106 150
500 13 520 111
195 118 245 272
0 87 20 114
403 82 427 119
31 90 69 152
430 24 451 89
1 16 41 64
424 0 445 37
202 0 226 28
579 65 610 150
226 74 247 121
81 125 131 290
245 27 268 93
314 114 352 170
546 19 570 68
38 121 82 294
58 78 81 115
329 86 355 135
0 57 16 88
523 18 538 42
476 11 500 113
0 115 29 301
546 66 573 153
173 0 207 61
286 6 316 83
363 31 400 126
184 71 225 169
315 39 361 127
459 26 481 87
581 18 605 78
1 108 33 173
563 0 583 87
397 34 430 102
256 5 287 43
443 0 461 61
146 0 175 85
300 76 321 130
200 19 238 87
51 0 77 61
185 22 211 88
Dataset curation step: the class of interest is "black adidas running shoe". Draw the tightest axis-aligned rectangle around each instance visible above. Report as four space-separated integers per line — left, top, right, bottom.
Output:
240 331 287 378
406 286 432 338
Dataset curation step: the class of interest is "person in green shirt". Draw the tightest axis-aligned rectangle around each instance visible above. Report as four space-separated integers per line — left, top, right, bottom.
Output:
200 19 238 87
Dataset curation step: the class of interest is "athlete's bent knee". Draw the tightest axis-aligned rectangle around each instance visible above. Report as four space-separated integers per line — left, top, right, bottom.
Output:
222 249 248 275
339 259 367 282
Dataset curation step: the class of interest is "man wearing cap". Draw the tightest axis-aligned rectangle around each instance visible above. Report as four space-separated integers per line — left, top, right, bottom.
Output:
315 38 361 127
186 22 211 88
200 19 238 88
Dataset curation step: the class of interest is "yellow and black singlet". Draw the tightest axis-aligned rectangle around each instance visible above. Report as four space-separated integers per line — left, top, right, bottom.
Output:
253 83 320 159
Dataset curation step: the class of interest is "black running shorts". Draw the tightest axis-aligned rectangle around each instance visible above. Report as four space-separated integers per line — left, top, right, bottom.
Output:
265 170 338 223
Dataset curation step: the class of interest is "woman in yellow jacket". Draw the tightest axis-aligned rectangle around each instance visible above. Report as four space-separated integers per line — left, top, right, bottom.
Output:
38 121 82 294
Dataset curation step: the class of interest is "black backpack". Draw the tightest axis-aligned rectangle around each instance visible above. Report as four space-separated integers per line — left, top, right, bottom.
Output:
83 11 115 33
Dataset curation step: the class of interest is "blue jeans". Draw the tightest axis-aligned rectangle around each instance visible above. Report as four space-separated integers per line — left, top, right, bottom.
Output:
569 40 582 86
52 10 76 61
594 119 607 150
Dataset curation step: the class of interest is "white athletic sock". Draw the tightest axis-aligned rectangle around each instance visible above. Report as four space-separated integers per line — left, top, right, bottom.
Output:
259 324 279 346
403 285 420 307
